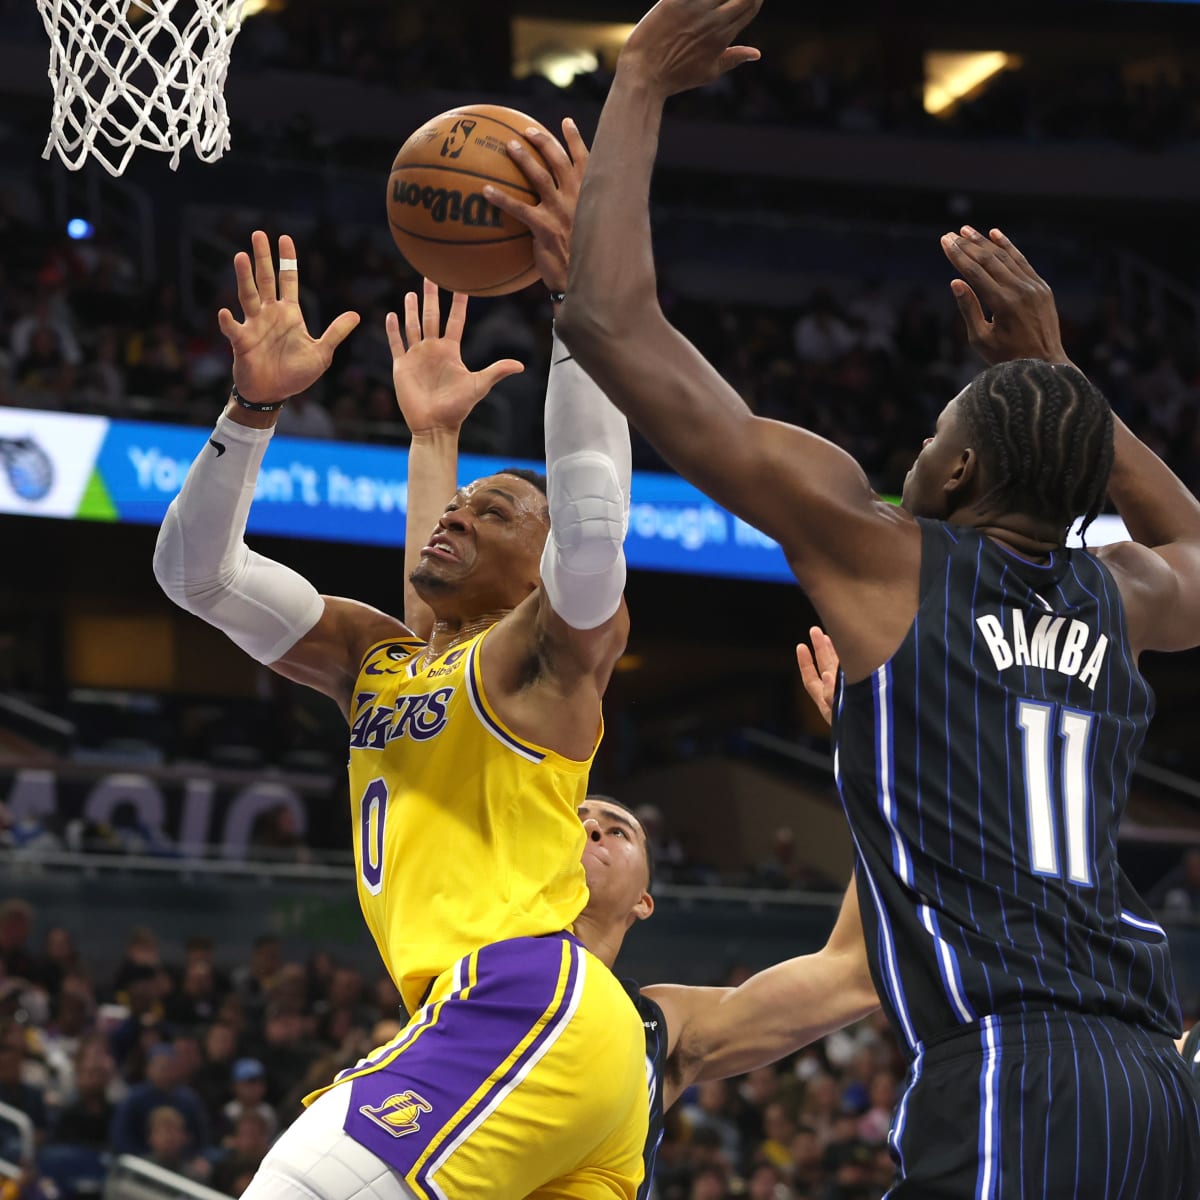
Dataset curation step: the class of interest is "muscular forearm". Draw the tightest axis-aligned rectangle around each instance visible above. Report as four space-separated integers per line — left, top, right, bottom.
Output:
559 72 664 344
1108 415 1200 548
404 428 459 640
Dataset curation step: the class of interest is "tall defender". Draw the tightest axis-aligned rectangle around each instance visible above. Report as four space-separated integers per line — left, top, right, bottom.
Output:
557 1 1200 1194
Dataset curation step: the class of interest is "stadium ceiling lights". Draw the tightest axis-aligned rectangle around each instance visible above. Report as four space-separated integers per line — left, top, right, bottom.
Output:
924 51 1020 116
511 17 637 89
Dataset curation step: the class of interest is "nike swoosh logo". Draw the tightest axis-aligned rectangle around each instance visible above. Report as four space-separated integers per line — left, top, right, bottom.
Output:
552 354 574 366
209 438 226 457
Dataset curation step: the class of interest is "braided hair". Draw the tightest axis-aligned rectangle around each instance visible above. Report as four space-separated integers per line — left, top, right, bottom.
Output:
958 359 1113 541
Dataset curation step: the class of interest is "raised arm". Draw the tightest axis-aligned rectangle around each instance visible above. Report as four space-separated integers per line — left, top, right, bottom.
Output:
386 282 524 640
555 0 913 607
644 881 878 1110
474 120 633 760
153 231 407 717
941 225 1200 653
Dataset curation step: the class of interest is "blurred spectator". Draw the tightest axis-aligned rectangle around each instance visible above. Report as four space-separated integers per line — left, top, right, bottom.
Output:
112 928 162 996
231 936 283 1013
109 1043 209 1156
0 1022 48 1151
143 1105 211 1182
33 928 80 1003
857 1071 897 1145
793 292 856 366
0 900 38 982
194 1022 240 1127
108 963 169 1073
252 1004 322 1108
165 959 220 1029
220 1058 277 1140
249 805 313 865
821 1110 874 1200
50 1040 116 1150
211 1109 273 1196
749 828 823 891
680 1079 742 1164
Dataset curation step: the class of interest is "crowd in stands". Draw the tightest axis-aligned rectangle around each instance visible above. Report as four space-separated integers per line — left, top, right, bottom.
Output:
219 2 1200 153
0 893 919 1200
0 887 1194 1200
2 186 1198 501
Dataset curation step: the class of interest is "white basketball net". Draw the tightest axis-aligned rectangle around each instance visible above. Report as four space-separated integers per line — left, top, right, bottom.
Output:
38 0 247 176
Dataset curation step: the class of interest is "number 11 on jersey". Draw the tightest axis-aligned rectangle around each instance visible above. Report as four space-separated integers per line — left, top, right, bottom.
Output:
1017 700 1095 887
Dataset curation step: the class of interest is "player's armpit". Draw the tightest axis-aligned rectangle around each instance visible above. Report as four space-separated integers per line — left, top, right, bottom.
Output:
473 590 627 763
269 596 416 718
1096 540 1200 655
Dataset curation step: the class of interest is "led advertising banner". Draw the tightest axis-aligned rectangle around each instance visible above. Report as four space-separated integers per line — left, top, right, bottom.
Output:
0 407 1130 582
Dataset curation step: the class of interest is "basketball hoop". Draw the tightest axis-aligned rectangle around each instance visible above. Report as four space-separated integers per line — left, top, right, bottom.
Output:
37 0 247 176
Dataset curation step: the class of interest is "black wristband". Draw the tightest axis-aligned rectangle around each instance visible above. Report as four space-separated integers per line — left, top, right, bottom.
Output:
548 291 566 305
231 383 284 413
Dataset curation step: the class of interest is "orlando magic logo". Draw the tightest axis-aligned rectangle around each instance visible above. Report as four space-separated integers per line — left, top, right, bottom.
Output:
0 437 54 501
360 1091 432 1138
439 118 477 159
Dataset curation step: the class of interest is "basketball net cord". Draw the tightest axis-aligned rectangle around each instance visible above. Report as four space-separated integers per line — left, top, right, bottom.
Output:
38 0 247 176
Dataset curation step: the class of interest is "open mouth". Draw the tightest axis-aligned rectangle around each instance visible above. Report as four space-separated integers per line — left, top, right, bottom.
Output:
422 535 459 561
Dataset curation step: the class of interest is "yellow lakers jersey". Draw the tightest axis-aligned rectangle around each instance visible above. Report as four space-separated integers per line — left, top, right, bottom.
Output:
347 627 594 1014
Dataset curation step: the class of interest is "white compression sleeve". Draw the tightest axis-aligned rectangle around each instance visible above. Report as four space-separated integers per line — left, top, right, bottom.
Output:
539 329 632 631
153 414 325 665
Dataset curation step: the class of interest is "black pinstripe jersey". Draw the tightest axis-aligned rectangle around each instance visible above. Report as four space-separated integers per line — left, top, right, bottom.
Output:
622 981 668 1200
833 520 1182 1057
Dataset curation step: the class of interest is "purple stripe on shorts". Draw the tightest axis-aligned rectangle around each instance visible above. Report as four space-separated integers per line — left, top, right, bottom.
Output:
341 934 579 1182
413 939 583 1195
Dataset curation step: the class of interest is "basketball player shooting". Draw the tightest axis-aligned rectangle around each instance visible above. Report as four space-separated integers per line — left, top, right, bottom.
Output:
556 0 1200 1194
153 121 651 1199
362 202 881 1197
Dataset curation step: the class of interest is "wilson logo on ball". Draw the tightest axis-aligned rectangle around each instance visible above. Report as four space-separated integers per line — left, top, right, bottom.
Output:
439 119 477 159
390 178 503 228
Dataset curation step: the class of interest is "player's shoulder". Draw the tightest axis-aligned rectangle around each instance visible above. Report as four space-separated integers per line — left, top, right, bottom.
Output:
1092 540 1176 608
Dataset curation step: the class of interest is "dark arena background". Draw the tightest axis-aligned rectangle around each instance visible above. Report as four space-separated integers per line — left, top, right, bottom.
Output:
0 1 1198 1197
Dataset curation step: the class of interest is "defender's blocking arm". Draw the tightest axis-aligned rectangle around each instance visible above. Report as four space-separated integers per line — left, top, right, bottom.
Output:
555 0 912 611
645 881 878 1110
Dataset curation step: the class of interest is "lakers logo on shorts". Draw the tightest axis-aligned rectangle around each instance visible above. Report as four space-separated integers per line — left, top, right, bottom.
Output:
360 1091 432 1138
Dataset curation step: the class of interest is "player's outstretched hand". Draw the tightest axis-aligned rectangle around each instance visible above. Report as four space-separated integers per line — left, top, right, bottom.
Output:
385 279 524 437
483 118 588 298
619 0 762 99
940 226 1072 368
797 626 840 727
217 231 360 406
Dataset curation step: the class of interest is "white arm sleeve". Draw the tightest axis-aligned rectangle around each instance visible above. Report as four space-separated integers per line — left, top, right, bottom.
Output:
152 414 325 665
539 329 631 631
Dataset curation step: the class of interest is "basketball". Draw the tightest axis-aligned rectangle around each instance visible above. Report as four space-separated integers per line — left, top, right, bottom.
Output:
385 104 555 297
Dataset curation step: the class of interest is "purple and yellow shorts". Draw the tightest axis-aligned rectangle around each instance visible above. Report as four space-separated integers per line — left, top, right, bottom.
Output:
304 933 649 1199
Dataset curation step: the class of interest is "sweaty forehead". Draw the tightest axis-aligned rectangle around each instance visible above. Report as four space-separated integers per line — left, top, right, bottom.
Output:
461 475 546 516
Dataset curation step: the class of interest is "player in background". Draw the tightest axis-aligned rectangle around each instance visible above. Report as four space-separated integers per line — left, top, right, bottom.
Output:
154 120 649 1199
556 1 1200 1194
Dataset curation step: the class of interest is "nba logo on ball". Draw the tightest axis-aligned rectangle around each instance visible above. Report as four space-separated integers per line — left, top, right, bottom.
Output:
440 119 476 159
386 104 557 297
